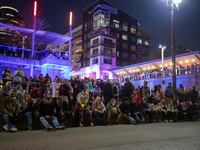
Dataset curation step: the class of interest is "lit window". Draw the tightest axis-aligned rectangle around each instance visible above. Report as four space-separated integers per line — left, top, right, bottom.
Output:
137 39 142 44
145 41 149 45
104 48 112 55
122 22 128 31
131 25 136 34
117 51 119 57
92 58 98 64
122 34 128 40
113 20 119 28
93 11 109 28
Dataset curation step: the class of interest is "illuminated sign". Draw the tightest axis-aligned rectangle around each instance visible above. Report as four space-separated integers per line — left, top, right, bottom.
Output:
89 4 118 15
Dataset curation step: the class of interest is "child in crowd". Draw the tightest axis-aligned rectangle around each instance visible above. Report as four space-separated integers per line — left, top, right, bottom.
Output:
132 89 141 103
106 99 122 125
119 97 137 125
149 100 162 123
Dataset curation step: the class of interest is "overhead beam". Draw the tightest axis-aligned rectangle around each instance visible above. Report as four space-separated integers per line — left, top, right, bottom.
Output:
124 69 129 74
137 66 142 71
175 62 181 68
195 55 200 61
153 63 159 69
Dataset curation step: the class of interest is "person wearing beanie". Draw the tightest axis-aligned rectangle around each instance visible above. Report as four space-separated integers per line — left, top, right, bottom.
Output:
106 99 121 125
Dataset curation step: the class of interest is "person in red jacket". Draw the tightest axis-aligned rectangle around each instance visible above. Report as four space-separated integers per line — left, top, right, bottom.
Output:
133 89 141 103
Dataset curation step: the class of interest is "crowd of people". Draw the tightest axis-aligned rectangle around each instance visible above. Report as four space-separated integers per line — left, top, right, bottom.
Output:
1 66 200 132
0 42 68 60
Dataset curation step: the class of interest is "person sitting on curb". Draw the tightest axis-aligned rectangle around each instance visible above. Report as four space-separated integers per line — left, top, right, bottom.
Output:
39 97 66 131
1 92 23 132
120 97 137 125
106 99 122 125
92 96 107 125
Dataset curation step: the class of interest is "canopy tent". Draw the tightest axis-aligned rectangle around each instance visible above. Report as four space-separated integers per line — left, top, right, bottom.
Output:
0 22 71 45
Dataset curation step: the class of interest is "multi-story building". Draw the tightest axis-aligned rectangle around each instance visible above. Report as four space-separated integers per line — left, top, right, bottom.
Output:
0 6 24 44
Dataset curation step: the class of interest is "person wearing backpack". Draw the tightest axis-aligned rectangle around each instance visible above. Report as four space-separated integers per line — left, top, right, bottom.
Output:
164 82 173 106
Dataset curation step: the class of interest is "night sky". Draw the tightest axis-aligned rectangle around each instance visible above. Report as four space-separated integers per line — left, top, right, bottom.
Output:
1 0 200 53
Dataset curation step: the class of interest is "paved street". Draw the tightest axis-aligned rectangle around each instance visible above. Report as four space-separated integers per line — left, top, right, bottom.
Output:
0 122 200 150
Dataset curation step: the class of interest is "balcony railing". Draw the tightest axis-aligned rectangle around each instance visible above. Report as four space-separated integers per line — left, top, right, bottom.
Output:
113 66 200 82
88 31 119 39
0 45 69 60
88 51 116 58
89 41 116 48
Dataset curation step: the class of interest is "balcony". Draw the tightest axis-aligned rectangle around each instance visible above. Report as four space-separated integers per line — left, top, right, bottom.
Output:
88 31 119 39
76 40 82 46
136 50 148 56
75 48 84 54
75 57 82 63
88 41 116 49
88 51 116 58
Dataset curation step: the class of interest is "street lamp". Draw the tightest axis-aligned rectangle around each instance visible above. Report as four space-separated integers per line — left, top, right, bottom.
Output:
167 0 182 101
159 44 166 98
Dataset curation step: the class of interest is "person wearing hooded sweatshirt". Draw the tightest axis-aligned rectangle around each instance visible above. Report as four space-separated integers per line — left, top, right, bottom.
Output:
122 77 134 100
92 96 107 125
119 97 137 125
13 66 24 87
191 86 198 104
1 92 22 132
106 99 122 125
74 92 93 127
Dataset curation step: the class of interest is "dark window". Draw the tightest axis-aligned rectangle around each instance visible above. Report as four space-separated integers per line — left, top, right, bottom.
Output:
87 60 90 66
104 48 112 55
93 38 99 45
122 43 128 49
123 52 128 59
104 58 112 64
92 48 98 55
92 58 98 64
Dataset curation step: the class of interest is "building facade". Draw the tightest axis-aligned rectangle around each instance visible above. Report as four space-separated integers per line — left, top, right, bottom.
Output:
68 0 150 80
0 6 24 45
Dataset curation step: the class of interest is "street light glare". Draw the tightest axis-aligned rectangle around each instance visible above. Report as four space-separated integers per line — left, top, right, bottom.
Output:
172 0 182 4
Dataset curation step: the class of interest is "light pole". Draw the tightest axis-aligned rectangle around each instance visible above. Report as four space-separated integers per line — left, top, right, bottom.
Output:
159 44 166 98
167 0 182 101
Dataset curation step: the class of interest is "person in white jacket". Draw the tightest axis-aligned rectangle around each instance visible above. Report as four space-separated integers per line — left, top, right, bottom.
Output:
52 77 61 106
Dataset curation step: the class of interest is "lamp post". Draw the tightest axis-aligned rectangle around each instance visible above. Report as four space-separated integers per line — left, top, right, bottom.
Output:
167 0 182 101
68 12 72 61
159 44 166 98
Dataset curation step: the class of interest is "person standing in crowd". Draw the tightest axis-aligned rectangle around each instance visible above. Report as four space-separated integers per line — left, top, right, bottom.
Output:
191 86 198 104
177 84 185 103
120 97 137 125
71 75 84 108
140 80 150 99
106 99 122 125
92 96 107 125
103 79 114 106
164 82 174 106
2 66 12 84
31 75 40 88
39 97 66 131
158 85 163 100
30 86 39 99
22 74 29 91
38 74 44 82
52 77 61 106
59 79 71 105
122 77 134 100
1 92 22 132
13 66 24 87
3 81 12 97
113 82 121 104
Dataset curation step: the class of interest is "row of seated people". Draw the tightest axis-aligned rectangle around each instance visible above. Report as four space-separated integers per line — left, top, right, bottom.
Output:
1 88 200 132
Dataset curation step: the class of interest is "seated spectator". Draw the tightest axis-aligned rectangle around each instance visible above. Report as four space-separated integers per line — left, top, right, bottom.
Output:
30 86 39 99
130 97 145 123
106 99 122 125
38 74 44 82
92 96 107 125
54 96 73 126
74 92 93 127
149 100 162 123
52 77 61 106
119 97 137 125
30 98 41 129
3 81 12 97
177 101 188 122
13 66 24 87
133 89 141 103
31 75 40 88
39 97 66 131
2 66 12 84
194 101 200 121
1 92 23 132
138 97 153 123
13 83 24 106
19 93 33 130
